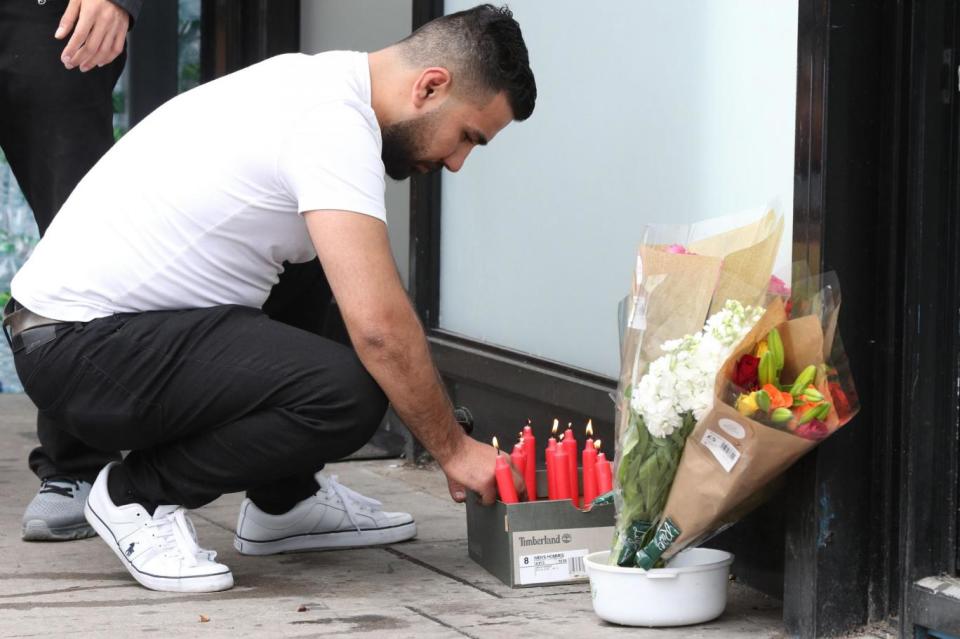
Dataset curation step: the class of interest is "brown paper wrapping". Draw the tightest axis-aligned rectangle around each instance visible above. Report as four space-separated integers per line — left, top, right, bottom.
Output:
659 306 841 559
616 210 784 441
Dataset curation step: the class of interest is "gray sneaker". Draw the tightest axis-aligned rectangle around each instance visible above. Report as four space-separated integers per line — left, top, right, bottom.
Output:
22 478 97 541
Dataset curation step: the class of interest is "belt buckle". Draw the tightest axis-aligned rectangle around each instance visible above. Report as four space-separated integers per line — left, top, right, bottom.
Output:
2 297 18 349
1 297 16 323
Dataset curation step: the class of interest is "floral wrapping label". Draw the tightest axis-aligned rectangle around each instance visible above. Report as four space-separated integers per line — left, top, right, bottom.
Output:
635 517 682 570
701 429 741 472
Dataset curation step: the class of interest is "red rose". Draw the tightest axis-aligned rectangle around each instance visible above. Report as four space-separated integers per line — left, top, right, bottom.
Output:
795 419 829 441
733 354 760 390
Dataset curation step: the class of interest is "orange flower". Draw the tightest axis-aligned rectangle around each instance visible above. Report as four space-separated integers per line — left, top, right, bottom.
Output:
762 384 793 410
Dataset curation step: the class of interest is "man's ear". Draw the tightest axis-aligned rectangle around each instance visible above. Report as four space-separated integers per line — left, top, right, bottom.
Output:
412 67 452 108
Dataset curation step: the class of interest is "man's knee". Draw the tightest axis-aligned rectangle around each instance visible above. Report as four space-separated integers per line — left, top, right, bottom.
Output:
339 356 388 437
294 351 387 444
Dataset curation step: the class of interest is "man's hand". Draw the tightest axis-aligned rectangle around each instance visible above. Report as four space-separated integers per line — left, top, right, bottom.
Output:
56 0 129 72
442 436 526 506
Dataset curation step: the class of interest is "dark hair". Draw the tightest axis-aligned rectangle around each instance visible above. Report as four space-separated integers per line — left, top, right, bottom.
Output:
399 4 536 121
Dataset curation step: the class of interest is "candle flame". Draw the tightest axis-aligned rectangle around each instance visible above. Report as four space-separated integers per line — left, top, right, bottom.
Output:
518 432 524 444
559 432 565 441
551 419 559 435
526 418 532 426
567 422 573 430
492 436 500 452
594 439 602 450
586 419 593 437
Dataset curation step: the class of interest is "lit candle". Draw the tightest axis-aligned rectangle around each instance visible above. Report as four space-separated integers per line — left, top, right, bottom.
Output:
493 437 519 504
563 422 579 507
510 437 527 501
582 420 598 505
595 439 613 494
554 439 571 501
522 420 537 501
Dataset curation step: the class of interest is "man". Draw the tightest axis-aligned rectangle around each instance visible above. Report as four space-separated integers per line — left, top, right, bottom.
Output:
6 4 535 593
0 0 140 541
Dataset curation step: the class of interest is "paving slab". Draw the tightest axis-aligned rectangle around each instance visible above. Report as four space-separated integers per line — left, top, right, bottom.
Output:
0 393 802 638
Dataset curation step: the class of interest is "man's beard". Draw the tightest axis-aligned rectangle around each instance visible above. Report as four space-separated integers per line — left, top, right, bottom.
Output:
380 110 443 180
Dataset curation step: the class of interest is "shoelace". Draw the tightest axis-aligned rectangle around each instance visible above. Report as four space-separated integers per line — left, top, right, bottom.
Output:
152 508 217 565
326 475 382 532
39 477 80 498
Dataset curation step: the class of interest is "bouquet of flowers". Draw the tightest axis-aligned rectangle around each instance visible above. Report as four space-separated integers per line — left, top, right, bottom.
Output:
634 274 858 568
611 209 859 569
611 209 785 566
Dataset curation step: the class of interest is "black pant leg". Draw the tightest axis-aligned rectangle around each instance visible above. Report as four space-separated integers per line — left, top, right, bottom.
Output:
13 306 388 509
252 258 353 511
0 1 127 481
0 0 125 233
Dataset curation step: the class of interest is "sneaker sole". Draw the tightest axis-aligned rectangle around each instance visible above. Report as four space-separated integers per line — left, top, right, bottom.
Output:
234 521 417 556
84 501 234 593
22 520 97 542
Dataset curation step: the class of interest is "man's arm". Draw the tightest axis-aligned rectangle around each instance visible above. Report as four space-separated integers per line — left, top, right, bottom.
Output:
304 210 523 504
57 0 137 72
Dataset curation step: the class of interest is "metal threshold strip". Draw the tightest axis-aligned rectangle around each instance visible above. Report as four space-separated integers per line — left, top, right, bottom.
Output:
910 576 960 637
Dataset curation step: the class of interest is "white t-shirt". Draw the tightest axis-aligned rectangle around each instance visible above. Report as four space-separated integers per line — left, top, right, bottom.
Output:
12 51 386 322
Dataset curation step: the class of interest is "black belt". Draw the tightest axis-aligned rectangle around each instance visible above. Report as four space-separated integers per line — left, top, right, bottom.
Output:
2 298 68 353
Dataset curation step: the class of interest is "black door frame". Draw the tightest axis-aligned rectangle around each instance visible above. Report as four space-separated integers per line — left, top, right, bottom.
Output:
200 0 299 82
126 1 179 128
896 0 960 636
783 0 902 635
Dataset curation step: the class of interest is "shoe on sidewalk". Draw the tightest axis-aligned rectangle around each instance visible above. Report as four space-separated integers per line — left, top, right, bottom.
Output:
84 463 233 593
22 477 97 541
234 473 416 555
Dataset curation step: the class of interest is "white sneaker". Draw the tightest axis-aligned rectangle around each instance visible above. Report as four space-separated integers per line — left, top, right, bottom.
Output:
84 463 234 593
234 473 416 555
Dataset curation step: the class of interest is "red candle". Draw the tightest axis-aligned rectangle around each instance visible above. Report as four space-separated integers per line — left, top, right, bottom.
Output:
554 442 571 501
595 439 613 494
545 437 558 500
510 439 527 500
522 421 537 501
562 424 579 507
582 420 598 505
493 437 519 504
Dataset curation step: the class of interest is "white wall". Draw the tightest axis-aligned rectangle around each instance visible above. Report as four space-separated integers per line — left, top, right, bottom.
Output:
300 0 412 286
439 0 798 378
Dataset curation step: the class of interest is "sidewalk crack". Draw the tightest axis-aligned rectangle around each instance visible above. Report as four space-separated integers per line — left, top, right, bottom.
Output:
405 605 481 639
383 547 502 599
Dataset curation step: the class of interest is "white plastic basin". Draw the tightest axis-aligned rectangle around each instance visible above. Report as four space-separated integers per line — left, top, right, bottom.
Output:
584 548 734 627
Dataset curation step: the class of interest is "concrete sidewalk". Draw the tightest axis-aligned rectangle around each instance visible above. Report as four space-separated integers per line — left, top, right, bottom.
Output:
0 393 795 638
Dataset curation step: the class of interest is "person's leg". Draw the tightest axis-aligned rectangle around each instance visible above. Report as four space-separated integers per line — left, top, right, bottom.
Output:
15 305 387 509
0 0 126 539
13 305 388 590
0 0 125 234
248 258 347 511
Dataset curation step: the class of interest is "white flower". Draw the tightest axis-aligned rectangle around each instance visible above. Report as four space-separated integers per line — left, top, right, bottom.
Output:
630 300 762 438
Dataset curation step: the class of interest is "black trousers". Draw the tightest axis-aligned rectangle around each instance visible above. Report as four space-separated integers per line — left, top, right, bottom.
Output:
1 0 127 481
11 267 387 509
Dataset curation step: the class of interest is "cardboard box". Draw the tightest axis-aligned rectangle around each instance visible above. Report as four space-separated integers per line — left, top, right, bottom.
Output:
466 470 615 587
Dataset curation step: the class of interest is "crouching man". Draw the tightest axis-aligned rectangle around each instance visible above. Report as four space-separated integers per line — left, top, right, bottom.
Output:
4 4 534 592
